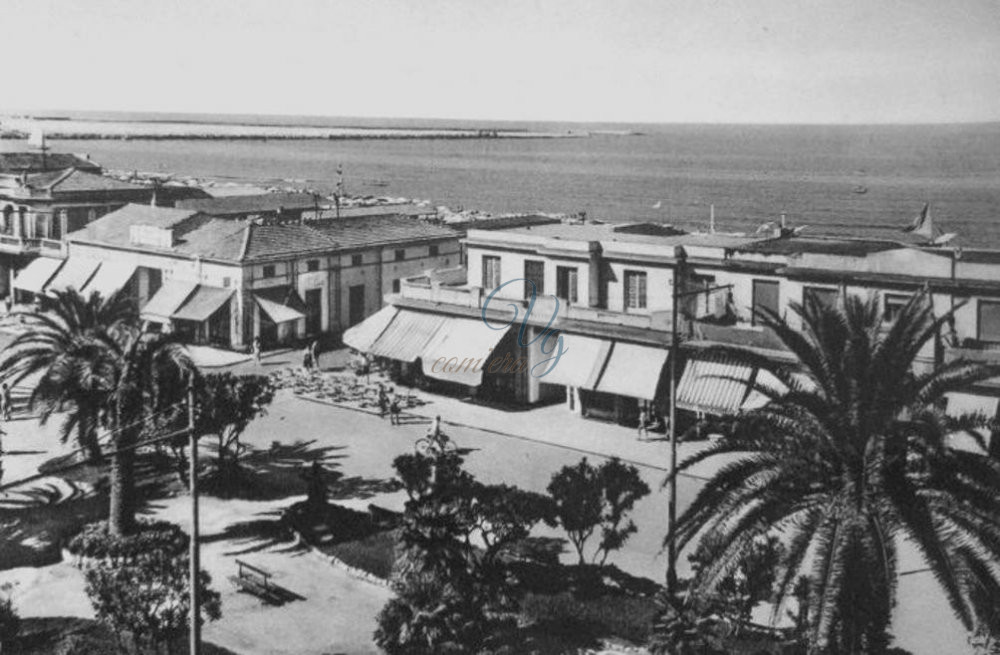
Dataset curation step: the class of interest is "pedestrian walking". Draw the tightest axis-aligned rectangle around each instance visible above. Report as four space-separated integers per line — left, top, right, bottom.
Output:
389 391 401 426
1 383 11 422
637 408 650 440
310 339 320 370
302 345 314 371
252 335 262 363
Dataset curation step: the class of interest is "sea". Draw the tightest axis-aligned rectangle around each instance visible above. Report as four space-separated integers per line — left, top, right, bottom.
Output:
3 111 1000 247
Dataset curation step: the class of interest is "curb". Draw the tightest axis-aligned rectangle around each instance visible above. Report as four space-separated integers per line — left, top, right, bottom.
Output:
282 509 392 589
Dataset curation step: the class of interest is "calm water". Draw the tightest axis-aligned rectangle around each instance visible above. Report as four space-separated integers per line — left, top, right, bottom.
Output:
5 118 1000 246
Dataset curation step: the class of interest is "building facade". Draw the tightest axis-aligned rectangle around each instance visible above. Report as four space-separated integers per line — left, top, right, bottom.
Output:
344 221 1000 439
24 204 462 350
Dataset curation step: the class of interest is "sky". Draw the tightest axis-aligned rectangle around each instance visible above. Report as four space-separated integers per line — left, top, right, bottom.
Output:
3 0 999 124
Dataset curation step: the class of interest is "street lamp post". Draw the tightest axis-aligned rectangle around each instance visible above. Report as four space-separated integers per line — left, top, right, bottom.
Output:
188 384 201 655
664 247 733 596
665 246 686 595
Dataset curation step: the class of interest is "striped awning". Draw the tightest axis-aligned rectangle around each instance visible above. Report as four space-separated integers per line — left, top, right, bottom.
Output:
13 257 63 294
141 280 198 323
45 258 101 293
540 334 612 389
81 261 137 300
342 304 398 353
172 285 233 322
421 316 511 387
370 309 447 362
677 353 759 415
594 342 669 400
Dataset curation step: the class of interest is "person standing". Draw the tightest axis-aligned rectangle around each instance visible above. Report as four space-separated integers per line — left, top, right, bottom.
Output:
377 384 389 419
252 335 262 364
389 392 401 426
302 345 314 371
1 383 11 422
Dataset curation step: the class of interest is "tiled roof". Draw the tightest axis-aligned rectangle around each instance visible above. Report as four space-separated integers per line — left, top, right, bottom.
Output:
69 205 459 264
311 215 458 249
0 152 101 173
24 168 147 193
242 224 339 260
176 192 318 215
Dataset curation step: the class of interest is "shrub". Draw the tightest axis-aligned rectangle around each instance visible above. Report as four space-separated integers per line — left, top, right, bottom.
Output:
328 529 399 580
0 595 20 649
521 591 657 644
67 520 188 560
84 548 221 654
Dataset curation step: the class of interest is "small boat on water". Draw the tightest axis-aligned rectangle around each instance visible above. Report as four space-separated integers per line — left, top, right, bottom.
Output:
853 185 868 195
365 180 389 188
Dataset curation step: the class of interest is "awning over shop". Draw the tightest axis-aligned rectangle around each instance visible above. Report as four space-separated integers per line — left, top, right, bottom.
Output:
45 258 101 293
81 261 137 300
253 286 306 324
369 309 447 362
421 316 511 387
172 285 234 322
141 280 198 323
541 334 612 389
342 305 398 353
741 368 787 411
594 342 669 400
676 353 786 415
945 392 1000 420
13 257 63 294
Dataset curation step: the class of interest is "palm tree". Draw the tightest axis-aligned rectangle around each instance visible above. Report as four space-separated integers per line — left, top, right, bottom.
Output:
106 328 195 535
0 288 195 536
0 289 133 462
666 289 1000 653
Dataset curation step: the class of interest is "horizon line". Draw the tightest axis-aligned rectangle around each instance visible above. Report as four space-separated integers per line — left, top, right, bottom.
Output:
2 107 1000 129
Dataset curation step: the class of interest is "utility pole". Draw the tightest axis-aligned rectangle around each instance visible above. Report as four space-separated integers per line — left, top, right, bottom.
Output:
665 246 685 595
188 383 201 655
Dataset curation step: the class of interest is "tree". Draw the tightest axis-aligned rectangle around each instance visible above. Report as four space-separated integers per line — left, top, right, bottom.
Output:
547 457 650 565
0 289 195 536
84 548 221 654
0 289 133 463
376 450 550 653
194 372 274 483
0 595 20 655
665 290 1000 653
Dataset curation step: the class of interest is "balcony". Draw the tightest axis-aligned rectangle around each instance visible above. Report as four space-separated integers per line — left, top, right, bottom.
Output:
944 339 1000 366
0 234 64 254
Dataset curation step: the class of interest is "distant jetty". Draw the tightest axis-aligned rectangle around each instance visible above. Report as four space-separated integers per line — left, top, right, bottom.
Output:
0 116 583 141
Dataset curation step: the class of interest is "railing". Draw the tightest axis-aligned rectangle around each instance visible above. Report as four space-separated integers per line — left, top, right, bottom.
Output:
0 235 65 252
944 340 1000 365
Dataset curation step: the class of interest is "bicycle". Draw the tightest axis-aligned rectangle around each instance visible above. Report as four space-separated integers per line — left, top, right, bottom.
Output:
415 418 457 457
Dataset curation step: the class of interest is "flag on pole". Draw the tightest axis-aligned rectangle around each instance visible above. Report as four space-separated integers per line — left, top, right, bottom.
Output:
902 203 934 239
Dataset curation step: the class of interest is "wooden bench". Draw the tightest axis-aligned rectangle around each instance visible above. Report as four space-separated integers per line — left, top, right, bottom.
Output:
229 559 281 604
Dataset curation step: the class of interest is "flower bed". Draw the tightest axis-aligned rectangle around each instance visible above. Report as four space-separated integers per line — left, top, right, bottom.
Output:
65 520 189 565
